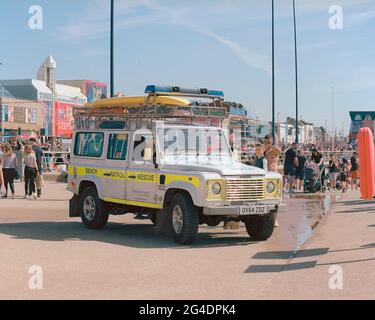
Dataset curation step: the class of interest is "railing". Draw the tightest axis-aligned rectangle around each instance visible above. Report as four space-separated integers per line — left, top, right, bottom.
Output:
240 150 355 166
42 151 70 172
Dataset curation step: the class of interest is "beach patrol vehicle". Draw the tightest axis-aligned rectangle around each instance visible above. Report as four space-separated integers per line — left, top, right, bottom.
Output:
68 85 282 245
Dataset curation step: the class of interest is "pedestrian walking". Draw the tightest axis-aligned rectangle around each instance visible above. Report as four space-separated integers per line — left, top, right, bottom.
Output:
254 143 268 170
311 148 325 187
1 145 18 199
0 143 4 196
350 151 359 191
328 155 339 190
263 134 281 172
14 143 24 182
263 134 282 227
340 158 351 193
295 150 306 191
23 144 39 200
29 138 44 197
284 142 299 193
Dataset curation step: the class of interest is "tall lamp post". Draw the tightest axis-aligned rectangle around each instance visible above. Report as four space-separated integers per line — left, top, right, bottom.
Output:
271 0 276 144
110 0 115 98
293 0 299 144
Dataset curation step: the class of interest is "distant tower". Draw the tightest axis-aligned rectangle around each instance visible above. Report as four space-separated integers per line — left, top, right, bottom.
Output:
37 55 57 136
37 55 56 90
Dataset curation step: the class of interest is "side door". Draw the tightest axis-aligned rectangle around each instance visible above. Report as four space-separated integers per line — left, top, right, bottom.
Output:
102 132 129 201
126 131 160 208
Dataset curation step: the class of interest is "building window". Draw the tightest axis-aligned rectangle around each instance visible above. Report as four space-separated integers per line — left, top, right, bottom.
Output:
74 132 104 158
26 108 37 124
107 133 128 160
0 105 8 122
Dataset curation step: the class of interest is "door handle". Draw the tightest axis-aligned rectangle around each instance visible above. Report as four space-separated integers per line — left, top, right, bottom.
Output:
104 173 111 177
128 175 137 179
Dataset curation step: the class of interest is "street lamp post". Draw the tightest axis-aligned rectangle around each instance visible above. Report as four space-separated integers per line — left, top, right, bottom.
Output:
271 0 276 144
293 0 299 144
110 0 115 98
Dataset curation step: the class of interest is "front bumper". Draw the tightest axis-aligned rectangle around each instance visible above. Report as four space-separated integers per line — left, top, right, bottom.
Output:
203 200 280 216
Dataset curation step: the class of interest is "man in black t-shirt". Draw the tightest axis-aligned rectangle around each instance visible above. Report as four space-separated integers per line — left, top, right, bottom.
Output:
311 148 325 186
30 138 44 198
311 148 323 166
284 142 299 193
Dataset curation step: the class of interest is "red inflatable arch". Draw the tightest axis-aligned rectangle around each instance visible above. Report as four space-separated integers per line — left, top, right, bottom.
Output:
358 127 375 200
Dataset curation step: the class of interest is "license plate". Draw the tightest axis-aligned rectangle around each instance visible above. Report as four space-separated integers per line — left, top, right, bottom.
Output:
239 205 267 215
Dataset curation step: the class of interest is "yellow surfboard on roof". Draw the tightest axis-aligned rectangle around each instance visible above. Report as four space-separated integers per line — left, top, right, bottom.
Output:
86 96 191 108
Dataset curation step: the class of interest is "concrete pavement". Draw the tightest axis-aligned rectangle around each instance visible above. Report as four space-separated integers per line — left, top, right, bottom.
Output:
0 182 372 299
258 190 375 299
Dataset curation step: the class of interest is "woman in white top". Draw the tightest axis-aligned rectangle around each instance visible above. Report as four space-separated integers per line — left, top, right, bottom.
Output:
23 144 39 199
2 145 18 199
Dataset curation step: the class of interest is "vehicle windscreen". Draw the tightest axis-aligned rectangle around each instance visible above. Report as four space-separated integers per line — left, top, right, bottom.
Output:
157 127 233 165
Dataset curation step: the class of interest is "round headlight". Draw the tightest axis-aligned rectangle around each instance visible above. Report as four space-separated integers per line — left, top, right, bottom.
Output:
267 181 275 193
211 182 222 195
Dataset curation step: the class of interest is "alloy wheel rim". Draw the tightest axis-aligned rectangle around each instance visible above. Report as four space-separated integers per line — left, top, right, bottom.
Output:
172 205 184 234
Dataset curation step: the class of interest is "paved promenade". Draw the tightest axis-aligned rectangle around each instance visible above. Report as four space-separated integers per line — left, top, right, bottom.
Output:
259 190 375 299
0 182 372 299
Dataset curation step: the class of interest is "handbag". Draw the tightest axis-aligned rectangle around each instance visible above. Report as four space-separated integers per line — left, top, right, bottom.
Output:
36 174 45 189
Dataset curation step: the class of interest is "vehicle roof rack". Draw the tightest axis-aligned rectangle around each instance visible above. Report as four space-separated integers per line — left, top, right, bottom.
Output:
73 85 227 130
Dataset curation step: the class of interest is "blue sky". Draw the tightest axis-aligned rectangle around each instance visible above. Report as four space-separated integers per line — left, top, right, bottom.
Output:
1 0 375 135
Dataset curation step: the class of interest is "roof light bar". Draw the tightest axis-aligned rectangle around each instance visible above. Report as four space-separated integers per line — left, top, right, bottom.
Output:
145 85 224 98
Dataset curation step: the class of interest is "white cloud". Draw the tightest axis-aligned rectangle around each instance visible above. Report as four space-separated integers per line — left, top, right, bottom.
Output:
58 0 272 75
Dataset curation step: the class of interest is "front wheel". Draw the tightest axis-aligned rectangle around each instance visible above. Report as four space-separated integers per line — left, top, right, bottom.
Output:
80 187 109 229
244 211 276 241
168 193 199 245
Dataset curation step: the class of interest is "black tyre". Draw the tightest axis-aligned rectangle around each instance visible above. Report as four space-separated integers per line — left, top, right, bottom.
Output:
244 211 276 241
168 193 199 245
150 212 157 225
80 187 109 229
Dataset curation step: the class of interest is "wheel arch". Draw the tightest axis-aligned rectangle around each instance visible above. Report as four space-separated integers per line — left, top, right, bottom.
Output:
163 188 195 208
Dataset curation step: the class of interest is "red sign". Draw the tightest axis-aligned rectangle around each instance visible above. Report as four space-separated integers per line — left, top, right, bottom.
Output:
55 102 74 138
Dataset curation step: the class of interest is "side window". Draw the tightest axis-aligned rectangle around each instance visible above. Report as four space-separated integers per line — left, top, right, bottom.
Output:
107 133 128 160
133 134 154 164
74 132 104 158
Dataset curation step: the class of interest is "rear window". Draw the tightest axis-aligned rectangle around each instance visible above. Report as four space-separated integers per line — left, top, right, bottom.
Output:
74 132 104 158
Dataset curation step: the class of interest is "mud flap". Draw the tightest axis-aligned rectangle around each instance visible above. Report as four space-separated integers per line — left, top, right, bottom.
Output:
155 210 172 236
69 195 81 218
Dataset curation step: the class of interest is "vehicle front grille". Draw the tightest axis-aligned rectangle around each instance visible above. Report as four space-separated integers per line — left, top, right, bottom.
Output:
225 179 265 201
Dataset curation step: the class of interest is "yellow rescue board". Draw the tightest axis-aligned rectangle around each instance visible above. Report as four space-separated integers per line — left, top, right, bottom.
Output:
87 96 191 108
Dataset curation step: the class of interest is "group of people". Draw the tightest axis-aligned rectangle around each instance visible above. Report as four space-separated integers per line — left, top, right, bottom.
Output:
327 153 359 192
0 138 44 200
283 144 360 193
251 136 360 194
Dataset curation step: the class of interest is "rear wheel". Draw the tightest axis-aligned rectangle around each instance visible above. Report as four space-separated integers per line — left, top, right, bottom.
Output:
80 187 109 229
168 193 199 245
244 211 276 241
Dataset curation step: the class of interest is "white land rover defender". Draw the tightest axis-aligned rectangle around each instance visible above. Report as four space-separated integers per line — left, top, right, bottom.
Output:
68 85 282 245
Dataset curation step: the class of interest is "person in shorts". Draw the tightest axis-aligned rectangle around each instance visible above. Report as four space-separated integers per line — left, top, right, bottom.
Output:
284 142 299 193
295 149 306 191
350 152 359 191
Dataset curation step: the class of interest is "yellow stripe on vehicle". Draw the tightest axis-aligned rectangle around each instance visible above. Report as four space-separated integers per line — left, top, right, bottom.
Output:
70 166 201 187
164 174 201 188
